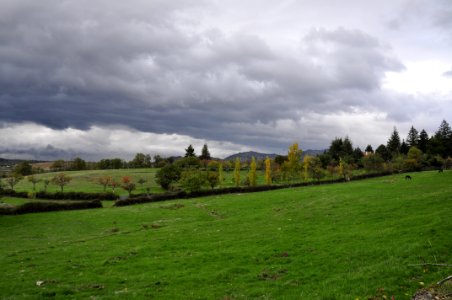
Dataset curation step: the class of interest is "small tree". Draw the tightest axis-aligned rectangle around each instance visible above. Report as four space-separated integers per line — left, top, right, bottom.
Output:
265 157 272 185
51 173 72 192
233 158 241 187
110 179 119 193
248 157 257 187
156 164 181 190
14 161 33 176
180 171 206 193
283 143 302 183
137 178 147 189
97 176 112 192
199 144 211 160
206 172 219 189
305 156 325 182
27 175 41 191
218 163 224 187
404 146 423 171
6 174 23 190
43 179 50 192
185 145 196 157
121 176 136 196
387 127 401 157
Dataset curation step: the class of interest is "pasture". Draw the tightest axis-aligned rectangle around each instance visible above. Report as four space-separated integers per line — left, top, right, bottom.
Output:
0 171 451 299
9 167 363 196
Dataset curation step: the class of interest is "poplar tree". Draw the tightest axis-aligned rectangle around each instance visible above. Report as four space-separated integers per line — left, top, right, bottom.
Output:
233 158 241 187
283 143 302 182
248 157 257 187
264 157 272 185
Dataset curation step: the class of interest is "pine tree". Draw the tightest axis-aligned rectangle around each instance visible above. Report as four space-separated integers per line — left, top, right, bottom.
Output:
406 126 419 148
365 145 374 153
387 127 401 156
418 130 429 153
400 140 409 155
199 144 211 160
248 157 257 187
185 145 196 157
434 120 452 157
264 157 272 185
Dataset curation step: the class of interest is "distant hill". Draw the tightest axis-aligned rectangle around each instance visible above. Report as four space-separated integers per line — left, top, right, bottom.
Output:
224 149 324 161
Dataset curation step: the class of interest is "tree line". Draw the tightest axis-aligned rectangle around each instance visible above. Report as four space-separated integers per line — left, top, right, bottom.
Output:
1 120 451 196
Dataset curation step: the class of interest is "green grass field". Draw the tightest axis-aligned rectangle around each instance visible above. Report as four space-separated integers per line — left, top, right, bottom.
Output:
0 171 451 299
8 167 362 196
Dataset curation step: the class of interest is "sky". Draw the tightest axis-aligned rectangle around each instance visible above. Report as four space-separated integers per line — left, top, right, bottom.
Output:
1 0 451 161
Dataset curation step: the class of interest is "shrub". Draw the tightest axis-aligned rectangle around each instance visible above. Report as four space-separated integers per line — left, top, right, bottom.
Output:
0 200 103 215
156 164 181 190
180 171 207 193
34 191 117 200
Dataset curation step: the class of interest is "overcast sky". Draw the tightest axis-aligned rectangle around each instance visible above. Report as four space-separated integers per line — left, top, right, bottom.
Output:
1 0 451 161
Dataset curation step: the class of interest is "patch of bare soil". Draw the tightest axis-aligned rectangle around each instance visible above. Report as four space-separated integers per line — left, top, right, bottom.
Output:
411 277 452 300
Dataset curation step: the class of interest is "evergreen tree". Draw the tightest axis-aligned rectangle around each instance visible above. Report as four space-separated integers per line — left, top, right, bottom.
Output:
400 140 409 155
387 127 401 156
375 144 391 161
406 126 419 148
199 144 211 160
418 130 429 153
365 145 374 153
185 145 196 157
434 120 452 157
352 147 364 163
342 137 354 157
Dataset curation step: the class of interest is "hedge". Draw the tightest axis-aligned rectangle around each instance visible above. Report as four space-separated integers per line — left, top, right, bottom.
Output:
0 189 118 201
34 191 118 201
0 200 102 215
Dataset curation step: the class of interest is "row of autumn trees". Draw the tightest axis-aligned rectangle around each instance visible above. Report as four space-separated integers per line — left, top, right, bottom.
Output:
153 120 452 192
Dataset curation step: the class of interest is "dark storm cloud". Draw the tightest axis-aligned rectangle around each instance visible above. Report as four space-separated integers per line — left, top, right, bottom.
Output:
2 0 449 156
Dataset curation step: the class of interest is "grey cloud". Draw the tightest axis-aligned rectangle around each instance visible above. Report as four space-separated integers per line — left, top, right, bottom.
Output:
1 0 448 156
444 70 452 77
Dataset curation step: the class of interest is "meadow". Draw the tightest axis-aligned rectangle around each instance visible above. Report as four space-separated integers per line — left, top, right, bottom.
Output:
9 167 362 196
0 171 451 299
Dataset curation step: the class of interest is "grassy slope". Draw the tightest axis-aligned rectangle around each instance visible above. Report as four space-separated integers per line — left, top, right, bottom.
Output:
0 171 451 299
12 169 164 195
10 167 353 195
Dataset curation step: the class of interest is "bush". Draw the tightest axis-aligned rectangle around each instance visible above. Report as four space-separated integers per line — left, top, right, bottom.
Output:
179 171 207 193
0 200 102 215
155 164 181 190
34 191 118 201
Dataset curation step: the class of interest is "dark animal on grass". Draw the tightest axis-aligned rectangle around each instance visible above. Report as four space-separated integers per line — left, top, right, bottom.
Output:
438 168 443 173
405 175 412 180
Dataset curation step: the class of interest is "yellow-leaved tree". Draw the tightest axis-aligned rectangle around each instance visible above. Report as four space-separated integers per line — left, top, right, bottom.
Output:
234 158 241 187
283 143 303 183
248 157 257 187
265 156 272 185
